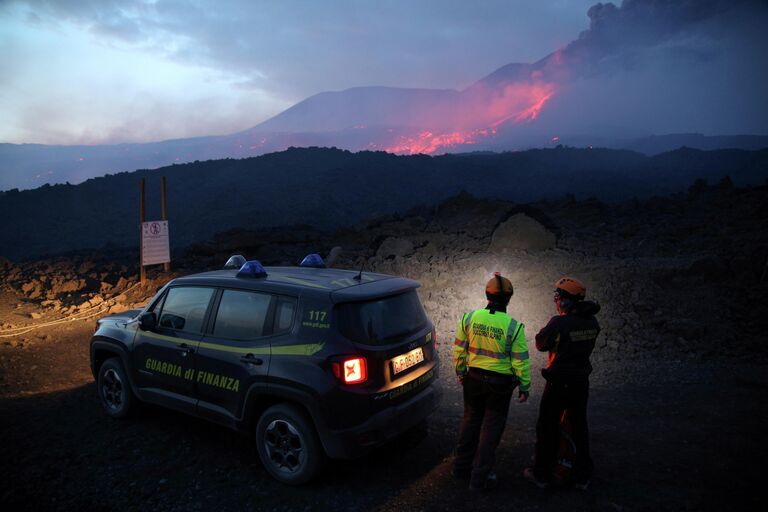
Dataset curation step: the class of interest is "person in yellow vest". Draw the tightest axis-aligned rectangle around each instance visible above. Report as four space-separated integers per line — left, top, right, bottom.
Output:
452 272 531 491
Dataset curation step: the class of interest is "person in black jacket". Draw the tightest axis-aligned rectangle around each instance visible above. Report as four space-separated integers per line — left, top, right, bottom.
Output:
524 277 600 490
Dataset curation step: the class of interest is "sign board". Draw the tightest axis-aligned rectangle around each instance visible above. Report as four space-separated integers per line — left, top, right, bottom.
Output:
141 221 170 266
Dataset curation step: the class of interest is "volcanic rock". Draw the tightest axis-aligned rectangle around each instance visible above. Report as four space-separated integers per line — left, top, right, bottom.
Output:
489 213 556 252
376 237 415 259
21 281 38 294
57 279 86 294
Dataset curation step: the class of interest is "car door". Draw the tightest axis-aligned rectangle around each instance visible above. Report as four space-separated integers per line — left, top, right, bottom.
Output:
133 285 215 413
195 288 280 425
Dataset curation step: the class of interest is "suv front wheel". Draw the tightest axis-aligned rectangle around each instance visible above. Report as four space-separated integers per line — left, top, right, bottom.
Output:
255 404 323 485
97 357 134 418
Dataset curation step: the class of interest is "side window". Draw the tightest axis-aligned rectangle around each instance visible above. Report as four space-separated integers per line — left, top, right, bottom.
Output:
213 289 272 340
157 287 214 334
274 297 297 335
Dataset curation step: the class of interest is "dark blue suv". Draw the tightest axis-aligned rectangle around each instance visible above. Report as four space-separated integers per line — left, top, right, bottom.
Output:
89 255 441 484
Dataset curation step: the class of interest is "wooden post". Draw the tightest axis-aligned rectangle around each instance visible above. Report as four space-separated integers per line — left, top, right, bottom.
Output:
161 176 170 272
139 178 146 284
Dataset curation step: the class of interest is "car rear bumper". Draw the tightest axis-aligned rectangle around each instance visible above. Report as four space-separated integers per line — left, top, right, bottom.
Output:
318 381 443 459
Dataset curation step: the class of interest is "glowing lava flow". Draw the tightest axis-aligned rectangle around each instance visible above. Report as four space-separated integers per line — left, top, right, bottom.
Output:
385 128 496 155
491 82 556 127
384 80 557 155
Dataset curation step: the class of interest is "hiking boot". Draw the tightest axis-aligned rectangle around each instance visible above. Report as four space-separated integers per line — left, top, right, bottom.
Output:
469 471 498 492
523 467 549 489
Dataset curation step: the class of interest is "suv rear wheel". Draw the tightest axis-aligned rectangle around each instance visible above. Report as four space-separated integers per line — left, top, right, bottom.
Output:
255 404 322 485
97 357 134 418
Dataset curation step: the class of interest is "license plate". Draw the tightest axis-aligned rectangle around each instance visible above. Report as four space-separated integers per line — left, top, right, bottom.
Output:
392 347 424 375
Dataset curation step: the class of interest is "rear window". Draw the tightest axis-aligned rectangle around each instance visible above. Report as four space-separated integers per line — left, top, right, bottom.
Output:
337 291 428 345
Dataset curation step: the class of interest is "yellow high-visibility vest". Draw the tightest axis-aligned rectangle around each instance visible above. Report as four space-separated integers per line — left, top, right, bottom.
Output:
453 308 531 392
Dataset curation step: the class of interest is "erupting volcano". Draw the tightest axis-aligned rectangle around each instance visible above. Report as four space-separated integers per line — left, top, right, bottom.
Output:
244 36 572 158
382 79 558 155
6 0 767 193
238 0 768 159
243 65 564 157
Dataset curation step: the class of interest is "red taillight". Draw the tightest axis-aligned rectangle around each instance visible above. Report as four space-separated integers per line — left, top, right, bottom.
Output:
332 356 368 385
344 357 367 384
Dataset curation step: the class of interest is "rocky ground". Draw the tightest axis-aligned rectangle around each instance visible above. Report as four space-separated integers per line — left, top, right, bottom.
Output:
0 180 766 511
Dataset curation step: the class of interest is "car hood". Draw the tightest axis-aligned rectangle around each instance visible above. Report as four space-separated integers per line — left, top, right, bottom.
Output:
97 308 143 325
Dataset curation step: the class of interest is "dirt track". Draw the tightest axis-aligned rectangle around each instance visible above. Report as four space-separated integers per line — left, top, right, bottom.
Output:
1 308 765 512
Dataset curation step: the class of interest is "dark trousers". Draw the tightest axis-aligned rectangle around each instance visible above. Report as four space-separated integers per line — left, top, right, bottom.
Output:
533 379 593 482
454 369 516 486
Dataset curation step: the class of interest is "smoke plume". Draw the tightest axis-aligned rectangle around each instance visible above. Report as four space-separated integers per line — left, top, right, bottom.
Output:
399 0 768 153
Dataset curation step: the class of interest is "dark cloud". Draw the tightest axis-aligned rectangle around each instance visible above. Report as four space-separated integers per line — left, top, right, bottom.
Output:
556 0 766 75
6 0 598 97
526 0 768 134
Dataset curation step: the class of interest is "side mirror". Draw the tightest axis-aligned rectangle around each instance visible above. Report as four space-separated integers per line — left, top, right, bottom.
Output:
138 312 157 331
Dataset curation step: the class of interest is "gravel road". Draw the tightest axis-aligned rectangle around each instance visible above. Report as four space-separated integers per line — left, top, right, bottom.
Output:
1 316 764 512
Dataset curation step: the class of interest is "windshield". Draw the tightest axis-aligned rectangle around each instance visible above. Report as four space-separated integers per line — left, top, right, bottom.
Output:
337 291 428 345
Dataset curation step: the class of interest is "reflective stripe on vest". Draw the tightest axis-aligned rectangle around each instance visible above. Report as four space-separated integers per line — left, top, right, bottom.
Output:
505 317 518 359
454 311 475 350
466 310 516 361
464 311 475 335
508 321 528 360
468 346 507 359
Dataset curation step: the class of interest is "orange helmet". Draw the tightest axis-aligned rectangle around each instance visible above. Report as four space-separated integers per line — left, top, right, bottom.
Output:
486 272 513 303
554 276 586 300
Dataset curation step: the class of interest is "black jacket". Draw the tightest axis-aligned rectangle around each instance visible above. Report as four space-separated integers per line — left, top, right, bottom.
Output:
535 301 601 382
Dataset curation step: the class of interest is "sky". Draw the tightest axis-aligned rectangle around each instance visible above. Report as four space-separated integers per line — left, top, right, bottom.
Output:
2 0 766 147
0 0 598 145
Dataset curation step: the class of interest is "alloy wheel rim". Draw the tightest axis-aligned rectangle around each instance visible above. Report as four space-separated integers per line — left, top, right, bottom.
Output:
264 419 305 473
102 368 124 410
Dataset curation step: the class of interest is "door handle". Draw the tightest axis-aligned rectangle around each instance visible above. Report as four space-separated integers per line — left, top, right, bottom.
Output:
179 343 195 357
240 354 264 365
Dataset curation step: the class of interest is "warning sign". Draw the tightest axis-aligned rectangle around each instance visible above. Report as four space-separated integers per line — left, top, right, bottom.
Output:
141 221 170 266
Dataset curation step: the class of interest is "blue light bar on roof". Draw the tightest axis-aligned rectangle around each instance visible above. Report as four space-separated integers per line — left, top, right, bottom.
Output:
237 260 267 278
300 253 326 268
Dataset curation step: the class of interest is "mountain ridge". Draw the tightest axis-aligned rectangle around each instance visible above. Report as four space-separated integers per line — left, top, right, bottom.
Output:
2 145 766 261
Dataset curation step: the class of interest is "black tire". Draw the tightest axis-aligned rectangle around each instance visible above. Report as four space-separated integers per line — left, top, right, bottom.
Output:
255 404 323 485
97 357 134 419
